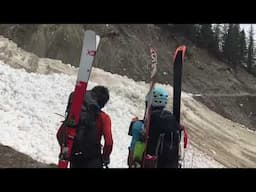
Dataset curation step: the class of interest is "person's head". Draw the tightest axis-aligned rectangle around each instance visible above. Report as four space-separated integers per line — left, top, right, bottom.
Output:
91 85 110 108
145 86 168 108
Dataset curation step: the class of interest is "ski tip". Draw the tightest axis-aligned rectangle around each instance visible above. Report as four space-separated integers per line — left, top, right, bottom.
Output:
96 35 101 50
150 47 156 53
173 45 186 62
84 29 96 34
177 45 186 52
83 30 100 50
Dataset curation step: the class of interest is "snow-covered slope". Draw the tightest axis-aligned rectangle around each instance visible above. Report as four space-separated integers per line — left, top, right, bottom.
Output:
0 61 224 168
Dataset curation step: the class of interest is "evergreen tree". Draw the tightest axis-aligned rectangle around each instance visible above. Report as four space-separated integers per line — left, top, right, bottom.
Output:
239 29 247 65
213 24 221 57
222 24 241 72
198 24 215 50
231 24 241 71
247 24 254 73
222 24 233 62
221 24 229 55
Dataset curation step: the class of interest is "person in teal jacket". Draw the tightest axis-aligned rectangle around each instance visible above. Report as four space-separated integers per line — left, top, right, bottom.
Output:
127 118 145 168
129 120 144 150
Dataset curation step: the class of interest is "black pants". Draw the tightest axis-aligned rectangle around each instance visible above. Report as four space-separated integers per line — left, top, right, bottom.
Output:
70 154 103 168
157 157 179 168
157 152 179 168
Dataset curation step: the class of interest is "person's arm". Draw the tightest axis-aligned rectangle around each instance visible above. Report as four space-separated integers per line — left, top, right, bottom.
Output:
101 112 113 161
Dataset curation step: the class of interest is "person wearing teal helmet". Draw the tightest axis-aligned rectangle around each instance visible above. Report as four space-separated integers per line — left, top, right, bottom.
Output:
128 85 169 168
128 85 188 168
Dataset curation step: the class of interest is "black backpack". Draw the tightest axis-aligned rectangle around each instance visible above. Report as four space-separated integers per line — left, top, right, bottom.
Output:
57 91 101 161
147 109 181 168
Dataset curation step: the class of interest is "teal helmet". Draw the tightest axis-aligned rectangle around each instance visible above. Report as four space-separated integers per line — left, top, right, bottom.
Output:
146 86 168 107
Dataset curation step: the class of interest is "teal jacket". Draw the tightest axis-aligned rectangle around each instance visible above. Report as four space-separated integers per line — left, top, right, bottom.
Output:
129 120 144 151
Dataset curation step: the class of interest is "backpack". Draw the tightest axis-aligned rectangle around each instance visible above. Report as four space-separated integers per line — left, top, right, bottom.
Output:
56 91 101 161
147 109 181 168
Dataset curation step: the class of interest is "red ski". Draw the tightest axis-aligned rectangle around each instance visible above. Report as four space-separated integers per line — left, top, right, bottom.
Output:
58 30 99 168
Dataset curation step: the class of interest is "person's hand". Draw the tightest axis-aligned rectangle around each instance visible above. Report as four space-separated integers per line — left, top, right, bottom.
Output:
132 116 139 122
180 124 185 130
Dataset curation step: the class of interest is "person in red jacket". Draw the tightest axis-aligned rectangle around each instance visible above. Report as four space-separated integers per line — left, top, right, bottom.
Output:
58 85 113 168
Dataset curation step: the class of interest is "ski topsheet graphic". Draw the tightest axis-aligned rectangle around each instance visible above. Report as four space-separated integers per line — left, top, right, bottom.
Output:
58 30 100 168
142 47 158 168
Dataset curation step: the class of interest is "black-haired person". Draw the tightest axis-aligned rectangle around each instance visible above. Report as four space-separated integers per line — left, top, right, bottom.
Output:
57 86 113 168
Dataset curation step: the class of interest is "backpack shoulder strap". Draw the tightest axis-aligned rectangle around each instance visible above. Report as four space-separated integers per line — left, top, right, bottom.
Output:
65 92 74 118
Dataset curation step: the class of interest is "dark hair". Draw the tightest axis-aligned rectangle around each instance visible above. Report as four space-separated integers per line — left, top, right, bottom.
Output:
91 86 110 108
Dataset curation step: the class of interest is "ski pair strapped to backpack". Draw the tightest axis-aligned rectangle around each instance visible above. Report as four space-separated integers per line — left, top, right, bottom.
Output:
58 30 100 168
142 45 186 168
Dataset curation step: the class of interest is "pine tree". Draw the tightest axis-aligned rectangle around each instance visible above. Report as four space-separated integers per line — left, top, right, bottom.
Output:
222 24 241 72
172 24 197 42
213 24 221 57
222 24 233 62
198 24 215 49
239 29 247 65
247 24 254 73
231 24 241 71
187 24 200 44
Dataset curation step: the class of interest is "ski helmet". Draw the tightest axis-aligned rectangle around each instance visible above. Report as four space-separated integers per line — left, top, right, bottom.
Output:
147 86 168 107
